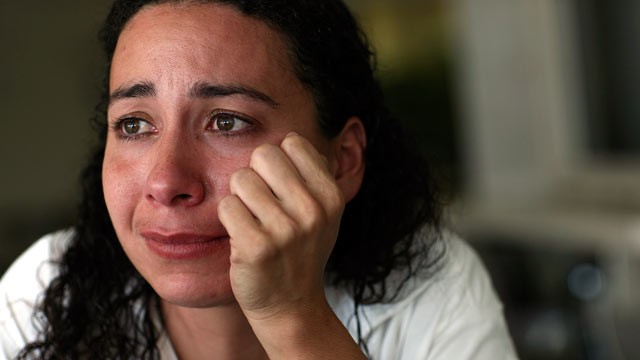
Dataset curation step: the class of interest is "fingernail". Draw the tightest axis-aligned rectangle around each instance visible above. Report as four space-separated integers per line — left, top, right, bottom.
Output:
286 132 299 137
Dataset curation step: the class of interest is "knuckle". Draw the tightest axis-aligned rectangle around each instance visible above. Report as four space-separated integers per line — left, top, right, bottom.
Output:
250 143 278 167
229 247 243 264
277 216 301 239
218 195 238 213
306 197 326 220
230 168 255 188
280 134 303 152
247 237 279 264
297 195 327 230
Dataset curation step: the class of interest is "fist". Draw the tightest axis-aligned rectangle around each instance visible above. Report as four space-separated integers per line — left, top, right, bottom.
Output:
218 133 344 320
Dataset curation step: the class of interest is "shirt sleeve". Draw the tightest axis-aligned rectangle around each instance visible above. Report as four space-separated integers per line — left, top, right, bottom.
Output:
422 289 517 359
411 237 519 359
338 234 519 360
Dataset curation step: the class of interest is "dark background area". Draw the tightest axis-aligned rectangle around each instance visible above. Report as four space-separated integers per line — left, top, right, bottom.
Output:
0 0 111 270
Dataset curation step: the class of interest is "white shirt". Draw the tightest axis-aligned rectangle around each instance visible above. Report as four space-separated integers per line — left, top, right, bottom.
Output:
1 230 517 359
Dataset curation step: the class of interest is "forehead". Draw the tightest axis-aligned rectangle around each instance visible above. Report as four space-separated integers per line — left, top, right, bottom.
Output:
110 2 296 93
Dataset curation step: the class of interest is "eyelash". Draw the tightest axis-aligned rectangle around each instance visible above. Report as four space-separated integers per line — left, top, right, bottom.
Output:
110 110 256 141
207 110 256 138
111 116 155 142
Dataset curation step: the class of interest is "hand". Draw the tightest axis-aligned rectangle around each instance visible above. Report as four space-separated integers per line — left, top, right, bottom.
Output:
218 132 344 321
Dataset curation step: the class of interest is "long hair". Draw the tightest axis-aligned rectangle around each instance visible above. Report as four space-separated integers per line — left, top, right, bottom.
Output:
18 0 443 358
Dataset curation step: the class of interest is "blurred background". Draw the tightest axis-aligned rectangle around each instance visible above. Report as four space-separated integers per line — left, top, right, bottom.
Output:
1 0 639 358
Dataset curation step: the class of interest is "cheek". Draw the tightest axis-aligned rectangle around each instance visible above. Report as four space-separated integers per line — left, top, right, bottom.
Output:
102 151 146 228
101 144 256 215
206 151 252 193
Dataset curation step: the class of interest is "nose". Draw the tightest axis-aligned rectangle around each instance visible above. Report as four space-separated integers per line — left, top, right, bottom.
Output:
144 137 206 207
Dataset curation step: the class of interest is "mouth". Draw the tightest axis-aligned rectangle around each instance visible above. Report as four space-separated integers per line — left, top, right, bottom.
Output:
140 231 230 260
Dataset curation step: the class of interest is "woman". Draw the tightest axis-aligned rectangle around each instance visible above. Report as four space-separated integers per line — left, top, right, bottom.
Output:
0 0 516 359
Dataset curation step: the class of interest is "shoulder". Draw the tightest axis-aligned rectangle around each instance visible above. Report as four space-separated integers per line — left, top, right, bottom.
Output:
327 231 518 360
415 233 517 359
0 229 73 359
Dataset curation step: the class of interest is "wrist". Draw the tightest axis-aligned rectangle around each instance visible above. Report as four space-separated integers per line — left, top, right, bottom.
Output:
246 299 365 359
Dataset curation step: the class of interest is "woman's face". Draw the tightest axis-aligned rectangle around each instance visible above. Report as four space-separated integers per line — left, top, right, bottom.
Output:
102 3 330 308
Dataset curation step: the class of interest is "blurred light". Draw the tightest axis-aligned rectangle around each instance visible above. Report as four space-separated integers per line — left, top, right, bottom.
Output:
567 263 605 301
523 309 570 356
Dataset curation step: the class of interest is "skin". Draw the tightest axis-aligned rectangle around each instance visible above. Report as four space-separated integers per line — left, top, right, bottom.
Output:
102 3 366 359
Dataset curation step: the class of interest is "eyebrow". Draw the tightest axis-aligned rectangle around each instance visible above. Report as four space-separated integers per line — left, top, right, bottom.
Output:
109 81 156 104
189 81 279 108
108 80 279 108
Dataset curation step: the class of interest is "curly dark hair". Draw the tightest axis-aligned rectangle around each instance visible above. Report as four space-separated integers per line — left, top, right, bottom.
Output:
18 0 443 358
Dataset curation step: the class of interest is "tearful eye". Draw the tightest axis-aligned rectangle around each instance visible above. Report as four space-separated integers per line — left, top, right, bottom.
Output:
210 112 252 133
123 119 141 134
116 117 155 138
216 114 236 131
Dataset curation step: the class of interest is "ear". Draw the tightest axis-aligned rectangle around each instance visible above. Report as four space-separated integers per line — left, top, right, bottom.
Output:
330 117 366 203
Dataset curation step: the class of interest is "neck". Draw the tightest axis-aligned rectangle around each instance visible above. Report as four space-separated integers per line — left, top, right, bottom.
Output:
161 300 269 360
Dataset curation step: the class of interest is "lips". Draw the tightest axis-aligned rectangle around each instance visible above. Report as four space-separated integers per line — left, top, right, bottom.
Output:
140 230 229 260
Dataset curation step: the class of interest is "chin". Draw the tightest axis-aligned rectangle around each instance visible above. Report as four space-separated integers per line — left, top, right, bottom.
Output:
151 272 236 308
